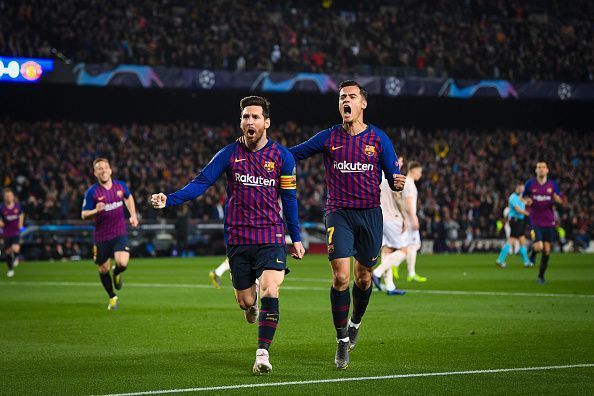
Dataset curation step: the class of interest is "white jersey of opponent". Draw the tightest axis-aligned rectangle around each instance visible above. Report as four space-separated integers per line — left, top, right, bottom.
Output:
380 175 404 224
403 176 421 246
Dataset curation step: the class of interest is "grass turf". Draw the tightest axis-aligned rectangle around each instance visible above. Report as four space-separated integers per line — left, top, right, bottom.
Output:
0 253 593 395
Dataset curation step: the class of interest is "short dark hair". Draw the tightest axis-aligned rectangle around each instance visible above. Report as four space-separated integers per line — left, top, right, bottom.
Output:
338 80 368 101
240 96 271 118
407 161 422 172
93 158 110 168
3 188 13 195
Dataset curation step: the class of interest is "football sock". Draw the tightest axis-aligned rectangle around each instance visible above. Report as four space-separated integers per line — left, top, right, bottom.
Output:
497 243 511 263
215 260 229 277
407 247 418 277
100 272 116 298
351 283 372 324
538 254 550 279
257 297 279 350
519 246 530 263
6 253 14 271
113 264 127 276
330 287 350 339
529 248 537 264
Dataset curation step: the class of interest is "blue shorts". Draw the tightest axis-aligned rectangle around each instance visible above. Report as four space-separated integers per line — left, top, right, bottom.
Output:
530 226 556 243
226 244 287 291
94 235 129 265
3 236 20 247
324 207 383 267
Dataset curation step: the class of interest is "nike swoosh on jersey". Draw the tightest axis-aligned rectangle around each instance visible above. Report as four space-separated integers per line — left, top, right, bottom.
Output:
98 196 105 201
331 146 343 151
234 158 246 162
276 258 284 263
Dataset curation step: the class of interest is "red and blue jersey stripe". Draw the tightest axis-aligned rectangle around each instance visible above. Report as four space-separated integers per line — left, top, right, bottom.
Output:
0 203 23 238
166 140 300 246
289 124 401 213
82 180 131 242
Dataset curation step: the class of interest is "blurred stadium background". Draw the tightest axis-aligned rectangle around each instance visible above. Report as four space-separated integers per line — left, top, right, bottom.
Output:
0 0 593 394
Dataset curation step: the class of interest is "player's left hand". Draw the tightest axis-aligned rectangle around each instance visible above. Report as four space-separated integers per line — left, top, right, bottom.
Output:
129 216 139 227
393 173 406 191
290 241 305 259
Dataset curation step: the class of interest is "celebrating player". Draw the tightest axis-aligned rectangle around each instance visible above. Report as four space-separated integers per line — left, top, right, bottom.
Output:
523 161 563 284
0 188 24 278
81 158 139 310
496 182 532 268
151 96 305 375
289 80 406 369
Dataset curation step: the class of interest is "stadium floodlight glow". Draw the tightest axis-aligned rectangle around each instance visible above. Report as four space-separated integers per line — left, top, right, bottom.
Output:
0 57 54 83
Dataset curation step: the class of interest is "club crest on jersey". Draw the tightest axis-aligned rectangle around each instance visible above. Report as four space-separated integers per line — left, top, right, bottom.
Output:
264 161 275 172
547 188 552 193
364 145 376 156
117 190 123 198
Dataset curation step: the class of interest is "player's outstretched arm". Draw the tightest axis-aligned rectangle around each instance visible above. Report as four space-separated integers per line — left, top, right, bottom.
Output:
150 193 167 209
288 129 330 161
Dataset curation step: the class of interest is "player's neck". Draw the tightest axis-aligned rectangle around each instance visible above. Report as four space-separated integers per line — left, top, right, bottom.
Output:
99 179 113 189
537 176 547 184
245 136 268 152
342 119 367 136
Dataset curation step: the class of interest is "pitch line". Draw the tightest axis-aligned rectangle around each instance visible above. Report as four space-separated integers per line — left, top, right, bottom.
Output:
98 363 594 395
2 280 594 299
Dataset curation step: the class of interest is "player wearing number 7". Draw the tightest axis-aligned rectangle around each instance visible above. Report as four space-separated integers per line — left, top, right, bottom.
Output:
289 80 406 369
151 96 304 375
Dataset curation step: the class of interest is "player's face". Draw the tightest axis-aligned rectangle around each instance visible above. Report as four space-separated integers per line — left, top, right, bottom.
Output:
339 85 367 123
411 167 423 181
240 105 269 145
516 184 524 194
93 161 112 184
3 191 14 204
535 162 548 178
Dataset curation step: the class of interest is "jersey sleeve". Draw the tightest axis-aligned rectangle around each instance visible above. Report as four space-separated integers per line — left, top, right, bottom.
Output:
119 181 131 198
166 144 234 207
522 180 533 197
278 146 301 243
289 128 330 161
82 187 95 211
552 180 561 195
378 131 401 191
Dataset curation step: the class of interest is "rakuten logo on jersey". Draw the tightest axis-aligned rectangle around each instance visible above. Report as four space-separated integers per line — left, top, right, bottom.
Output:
235 173 276 187
533 194 551 202
333 161 374 173
104 201 124 211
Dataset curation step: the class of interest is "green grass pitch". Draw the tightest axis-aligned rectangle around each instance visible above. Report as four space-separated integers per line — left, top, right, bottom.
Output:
1 253 593 395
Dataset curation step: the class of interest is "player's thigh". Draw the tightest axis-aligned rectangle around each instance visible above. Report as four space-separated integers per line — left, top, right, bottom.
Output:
11 242 20 254
353 207 383 268
255 244 287 295
113 236 131 266
227 245 256 291
353 258 373 282
325 210 355 261
510 219 525 239
260 269 285 298
94 240 114 266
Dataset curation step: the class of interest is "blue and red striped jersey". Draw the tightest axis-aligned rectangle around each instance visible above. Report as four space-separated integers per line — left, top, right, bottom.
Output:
0 203 23 238
166 140 301 246
290 124 400 213
523 178 561 227
82 180 131 242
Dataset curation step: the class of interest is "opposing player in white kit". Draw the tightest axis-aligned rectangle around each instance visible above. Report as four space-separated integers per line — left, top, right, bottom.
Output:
400 161 426 282
372 167 407 295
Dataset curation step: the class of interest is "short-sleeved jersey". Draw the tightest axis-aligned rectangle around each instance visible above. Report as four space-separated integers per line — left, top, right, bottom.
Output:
0 203 23 238
508 192 526 220
289 124 400 213
166 140 300 246
523 178 560 227
380 175 404 224
82 180 131 242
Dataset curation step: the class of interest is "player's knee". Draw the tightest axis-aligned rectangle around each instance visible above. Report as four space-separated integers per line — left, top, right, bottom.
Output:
260 283 279 298
237 297 255 310
332 272 350 289
98 265 110 275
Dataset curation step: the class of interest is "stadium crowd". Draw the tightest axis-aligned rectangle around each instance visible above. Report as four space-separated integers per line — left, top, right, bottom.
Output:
1 0 592 81
1 120 592 251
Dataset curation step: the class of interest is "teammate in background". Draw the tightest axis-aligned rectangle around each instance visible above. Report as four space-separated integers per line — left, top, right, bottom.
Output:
209 258 230 289
151 96 305 375
82 158 139 310
0 189 24 278
289 80 406 369
371 158 407 295
401 161 427 282
496 182 532 268
523 161 563 284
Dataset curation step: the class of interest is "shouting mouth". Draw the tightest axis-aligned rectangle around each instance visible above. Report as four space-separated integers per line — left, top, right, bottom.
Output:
343 105 352 116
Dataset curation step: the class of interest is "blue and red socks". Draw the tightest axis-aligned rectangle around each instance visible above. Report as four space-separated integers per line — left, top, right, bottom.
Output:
330 287 350 339
258 297 279 350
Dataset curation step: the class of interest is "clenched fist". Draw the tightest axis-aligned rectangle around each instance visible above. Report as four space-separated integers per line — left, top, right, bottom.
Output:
393 173 406 191
151 193 167 209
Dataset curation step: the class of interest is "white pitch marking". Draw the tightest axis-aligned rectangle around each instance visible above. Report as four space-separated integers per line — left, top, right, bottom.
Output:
1 280 594 299
98 363 594 395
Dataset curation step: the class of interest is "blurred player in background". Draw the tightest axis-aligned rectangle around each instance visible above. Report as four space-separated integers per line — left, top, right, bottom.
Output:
289 80 406 369
0 188 24 278
496 182 532 268
81 158 139 310
371 157 406 295
523 161 563 284
209 258 229 288
151 96 305 374
401 161 427 283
